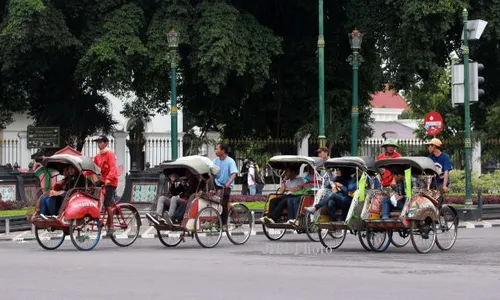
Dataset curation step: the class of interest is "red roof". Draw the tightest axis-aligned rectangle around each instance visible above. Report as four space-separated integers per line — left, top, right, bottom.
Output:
55 146 83 156
370 84 408 109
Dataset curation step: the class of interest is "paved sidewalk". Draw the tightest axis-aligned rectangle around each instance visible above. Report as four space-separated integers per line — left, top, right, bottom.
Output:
1 218 499 243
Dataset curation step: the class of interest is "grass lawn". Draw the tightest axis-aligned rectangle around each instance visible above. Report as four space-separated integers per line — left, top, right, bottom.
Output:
0 208 29 217
236 202 265 210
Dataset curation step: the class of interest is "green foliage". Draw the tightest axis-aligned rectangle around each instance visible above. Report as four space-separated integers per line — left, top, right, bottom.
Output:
449 169 500 194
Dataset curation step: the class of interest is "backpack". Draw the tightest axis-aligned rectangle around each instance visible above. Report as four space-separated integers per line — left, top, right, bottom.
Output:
254 165 265 185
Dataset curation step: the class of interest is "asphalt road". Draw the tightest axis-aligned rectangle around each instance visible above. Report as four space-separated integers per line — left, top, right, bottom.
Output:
0 228 499 300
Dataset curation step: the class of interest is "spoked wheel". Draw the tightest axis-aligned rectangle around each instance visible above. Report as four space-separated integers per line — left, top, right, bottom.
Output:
194 206 223 248
35 226 66 250
357 231 371 252
410 218 437 254
390 229 410 248
157 229 183 247
109 204 141 247
366 229 392 252
69 217 101 251
436 206 458 251
318 228 347 250
262 223 287 241
227 203 253 245
304 212 327 242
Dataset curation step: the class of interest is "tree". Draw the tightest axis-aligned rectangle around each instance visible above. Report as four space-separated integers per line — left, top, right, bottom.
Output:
0 0 116 151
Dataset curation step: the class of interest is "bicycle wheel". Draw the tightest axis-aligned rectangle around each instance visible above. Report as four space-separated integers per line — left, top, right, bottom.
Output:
318 228 347 250
157 229 183 247
436 205 458 251
262 223 286 241
227 203 252 245
110 204 141 247
305 212 327 242
410 218 436 254
366 229 392 252
194 206 223 248
357 231 371 252
35 226 66 250
390 229 410 248
69 217 101 251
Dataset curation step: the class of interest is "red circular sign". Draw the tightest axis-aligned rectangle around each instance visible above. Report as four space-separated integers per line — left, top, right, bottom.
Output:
424 111 444 136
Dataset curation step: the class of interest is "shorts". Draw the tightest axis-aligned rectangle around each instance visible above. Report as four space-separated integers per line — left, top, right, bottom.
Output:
103 185 117 207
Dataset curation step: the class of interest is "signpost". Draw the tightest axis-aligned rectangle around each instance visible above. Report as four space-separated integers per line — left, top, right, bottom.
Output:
27 126 60 149
424 111 443 136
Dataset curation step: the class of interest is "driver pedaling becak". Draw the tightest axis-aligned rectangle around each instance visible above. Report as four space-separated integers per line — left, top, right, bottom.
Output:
93 135 119 234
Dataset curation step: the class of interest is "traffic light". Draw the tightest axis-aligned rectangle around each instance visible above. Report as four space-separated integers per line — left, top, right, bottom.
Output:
470 62 485 101
451 62 485 105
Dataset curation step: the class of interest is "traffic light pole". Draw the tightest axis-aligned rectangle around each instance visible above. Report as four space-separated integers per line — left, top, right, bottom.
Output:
463 8 473 205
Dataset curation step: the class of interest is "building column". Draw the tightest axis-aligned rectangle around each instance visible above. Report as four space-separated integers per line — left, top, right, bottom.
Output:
472 140 481 175
113 131 128 196
17 131 31 168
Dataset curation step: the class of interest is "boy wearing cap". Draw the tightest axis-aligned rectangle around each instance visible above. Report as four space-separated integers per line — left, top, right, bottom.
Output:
377 139 402 187
427 138 452 193
93 135 119 233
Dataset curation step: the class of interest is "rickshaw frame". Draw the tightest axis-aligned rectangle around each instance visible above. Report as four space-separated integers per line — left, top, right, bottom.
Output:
314 156 385 251
145 155 254 248
361 156 458 254
261 155 328 242
28 154 142 251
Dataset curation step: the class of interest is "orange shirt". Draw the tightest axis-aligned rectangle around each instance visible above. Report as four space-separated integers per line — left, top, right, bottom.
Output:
377 151 402 187
94 149 119 187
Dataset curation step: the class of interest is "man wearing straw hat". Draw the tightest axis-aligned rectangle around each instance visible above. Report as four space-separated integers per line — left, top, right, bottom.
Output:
377 138 402 188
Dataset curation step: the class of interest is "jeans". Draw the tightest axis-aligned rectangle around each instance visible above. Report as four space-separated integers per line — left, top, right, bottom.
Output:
381 196 405 219
156 195 183 218
286 195 302 220
40 195 51 215
268 195 299 221
315 192 351 221
249 184 256 195
40 195 63 216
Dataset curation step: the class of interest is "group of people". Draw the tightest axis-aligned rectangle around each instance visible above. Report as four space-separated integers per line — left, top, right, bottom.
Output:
377 137 452 220
152 143 238 231
241 159 265 195
260 136 453 224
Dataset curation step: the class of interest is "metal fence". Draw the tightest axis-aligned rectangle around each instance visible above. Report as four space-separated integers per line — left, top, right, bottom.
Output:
2 136 500 173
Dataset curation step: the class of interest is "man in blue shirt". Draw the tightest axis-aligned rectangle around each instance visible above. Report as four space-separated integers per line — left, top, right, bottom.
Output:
427 138 452 193
213 143 238 229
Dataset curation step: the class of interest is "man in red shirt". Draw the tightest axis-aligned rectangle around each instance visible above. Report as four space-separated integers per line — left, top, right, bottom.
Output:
93 135 118 233
377 139 402 187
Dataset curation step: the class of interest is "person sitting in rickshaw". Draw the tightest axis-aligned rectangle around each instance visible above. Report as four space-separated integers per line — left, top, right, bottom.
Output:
261 166 307 225
381 166 407 220
40 165 93 218
305 167 358 221
157 170 214 225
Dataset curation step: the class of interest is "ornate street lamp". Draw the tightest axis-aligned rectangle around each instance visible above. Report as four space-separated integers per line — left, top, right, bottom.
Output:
347 28 364 156
168 29 180 160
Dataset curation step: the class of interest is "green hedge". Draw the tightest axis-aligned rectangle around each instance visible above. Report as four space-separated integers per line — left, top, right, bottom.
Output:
449 169 500 194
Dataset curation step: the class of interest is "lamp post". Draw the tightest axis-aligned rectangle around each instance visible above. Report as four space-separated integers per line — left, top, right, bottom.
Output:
167 28 180 160
462 9 473 205
317 0 326 148
347 29 364 156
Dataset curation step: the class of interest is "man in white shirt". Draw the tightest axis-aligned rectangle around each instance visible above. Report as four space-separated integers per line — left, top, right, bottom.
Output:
248 161 256 195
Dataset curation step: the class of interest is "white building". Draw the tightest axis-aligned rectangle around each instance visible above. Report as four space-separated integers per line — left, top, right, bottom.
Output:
0 92 185 171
